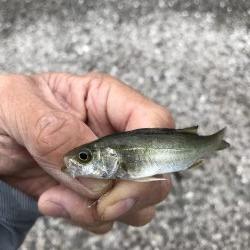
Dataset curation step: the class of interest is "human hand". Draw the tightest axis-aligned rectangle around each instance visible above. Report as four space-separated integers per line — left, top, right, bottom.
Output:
0 72 174 234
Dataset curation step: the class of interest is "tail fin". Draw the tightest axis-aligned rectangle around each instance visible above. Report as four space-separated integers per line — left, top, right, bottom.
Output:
218 139 230 150
214 127 230 150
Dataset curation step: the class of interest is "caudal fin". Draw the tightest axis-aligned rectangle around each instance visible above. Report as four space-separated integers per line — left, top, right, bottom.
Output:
218 139 230 150
214 128 230 150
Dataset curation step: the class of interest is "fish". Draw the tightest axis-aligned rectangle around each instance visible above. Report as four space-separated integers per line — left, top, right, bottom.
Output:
62 126 230 182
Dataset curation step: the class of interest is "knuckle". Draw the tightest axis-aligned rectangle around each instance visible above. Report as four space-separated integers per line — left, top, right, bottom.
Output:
83 72 120 88
83 72 105 86
33 111 78 158
85 72 110 81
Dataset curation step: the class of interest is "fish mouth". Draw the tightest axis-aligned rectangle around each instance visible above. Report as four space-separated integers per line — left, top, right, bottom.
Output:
62 156 74 173
64 156 70 167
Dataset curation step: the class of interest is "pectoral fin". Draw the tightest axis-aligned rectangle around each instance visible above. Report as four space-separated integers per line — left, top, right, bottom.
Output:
188 160 203 169
131 176 168 182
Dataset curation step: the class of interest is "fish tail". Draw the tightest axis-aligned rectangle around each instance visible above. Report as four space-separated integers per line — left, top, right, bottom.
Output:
213 127 230 150
218 139 230 150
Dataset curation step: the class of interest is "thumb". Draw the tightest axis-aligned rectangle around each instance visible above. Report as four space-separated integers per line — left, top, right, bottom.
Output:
0 75 112 198
28 110 112 198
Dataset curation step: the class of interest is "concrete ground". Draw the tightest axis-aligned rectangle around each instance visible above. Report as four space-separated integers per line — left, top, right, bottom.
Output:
0 0 249 249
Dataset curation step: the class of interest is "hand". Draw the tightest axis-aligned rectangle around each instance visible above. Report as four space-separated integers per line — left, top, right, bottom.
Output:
0 72 174 234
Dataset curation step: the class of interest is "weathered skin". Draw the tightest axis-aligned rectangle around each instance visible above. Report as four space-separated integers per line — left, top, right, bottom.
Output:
63 127 230 180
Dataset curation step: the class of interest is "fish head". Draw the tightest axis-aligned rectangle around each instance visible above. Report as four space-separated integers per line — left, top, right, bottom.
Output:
63 145 120 179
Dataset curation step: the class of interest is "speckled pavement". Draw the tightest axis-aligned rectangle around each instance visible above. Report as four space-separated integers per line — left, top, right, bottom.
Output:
0 1 249 249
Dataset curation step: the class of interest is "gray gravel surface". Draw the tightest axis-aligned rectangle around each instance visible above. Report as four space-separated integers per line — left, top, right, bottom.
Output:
0 0 249 249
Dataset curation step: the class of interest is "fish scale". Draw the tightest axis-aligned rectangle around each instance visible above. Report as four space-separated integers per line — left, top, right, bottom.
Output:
116 148 200 178
62 126 230 181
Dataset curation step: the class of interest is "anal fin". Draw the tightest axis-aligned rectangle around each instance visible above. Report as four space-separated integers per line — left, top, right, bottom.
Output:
188 160 203 169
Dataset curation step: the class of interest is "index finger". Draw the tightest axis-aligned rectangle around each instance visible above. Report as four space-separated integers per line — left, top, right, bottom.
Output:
82 73 174 221
82 73 175 136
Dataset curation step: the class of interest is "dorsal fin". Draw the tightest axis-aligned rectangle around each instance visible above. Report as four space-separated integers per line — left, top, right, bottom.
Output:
127 126 199 135
115 128 177 136
176 126 199 134
98 126 199 141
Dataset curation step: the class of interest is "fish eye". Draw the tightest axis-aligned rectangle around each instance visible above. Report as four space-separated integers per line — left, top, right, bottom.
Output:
78 148 92 163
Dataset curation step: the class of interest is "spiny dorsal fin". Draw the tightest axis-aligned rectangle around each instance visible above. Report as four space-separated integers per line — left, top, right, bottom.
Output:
177 126 199 134
121 126 199 136
99 126 199 141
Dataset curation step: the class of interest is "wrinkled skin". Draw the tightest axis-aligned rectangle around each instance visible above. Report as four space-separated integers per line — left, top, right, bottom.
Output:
0 72 174 234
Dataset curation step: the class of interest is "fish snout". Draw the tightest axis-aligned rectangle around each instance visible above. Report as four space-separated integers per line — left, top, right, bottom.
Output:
62 156 75 174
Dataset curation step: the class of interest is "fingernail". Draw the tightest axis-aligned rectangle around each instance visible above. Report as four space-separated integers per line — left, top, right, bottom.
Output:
46 201 70 219
77 177 112 193
102 198 136 221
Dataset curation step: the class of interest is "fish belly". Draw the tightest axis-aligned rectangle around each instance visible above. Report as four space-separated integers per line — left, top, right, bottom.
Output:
119 148 202 179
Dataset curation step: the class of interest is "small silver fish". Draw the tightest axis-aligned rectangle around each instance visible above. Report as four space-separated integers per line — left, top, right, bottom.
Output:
62 126 230 182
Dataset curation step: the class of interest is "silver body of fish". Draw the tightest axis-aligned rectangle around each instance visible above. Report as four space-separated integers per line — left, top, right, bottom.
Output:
62 126 230 181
